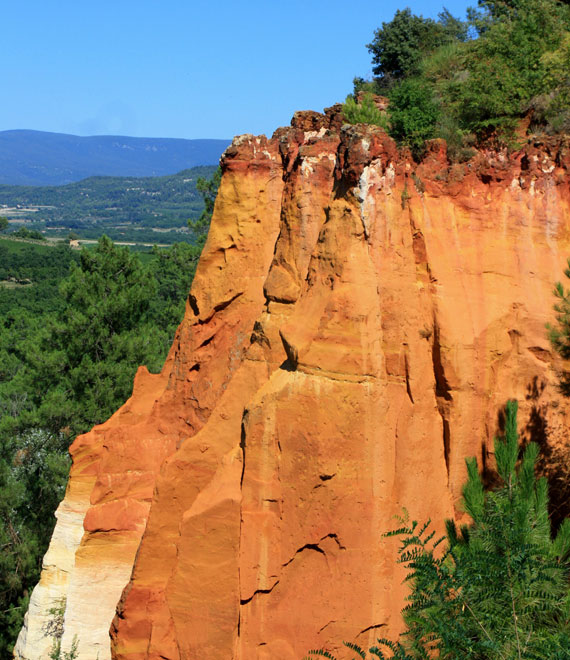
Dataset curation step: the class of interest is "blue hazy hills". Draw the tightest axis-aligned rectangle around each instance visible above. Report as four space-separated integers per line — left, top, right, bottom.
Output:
0 130 231 186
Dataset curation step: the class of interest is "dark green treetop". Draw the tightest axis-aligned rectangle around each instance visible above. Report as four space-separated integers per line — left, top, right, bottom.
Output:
366 8 468 85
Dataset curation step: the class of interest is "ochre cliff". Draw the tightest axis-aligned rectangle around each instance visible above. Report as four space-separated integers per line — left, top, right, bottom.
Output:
15 108 570 659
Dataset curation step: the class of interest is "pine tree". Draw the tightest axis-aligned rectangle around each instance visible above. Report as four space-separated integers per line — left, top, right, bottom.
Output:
342 93 388 129
306 401 570 660
548 258 570 395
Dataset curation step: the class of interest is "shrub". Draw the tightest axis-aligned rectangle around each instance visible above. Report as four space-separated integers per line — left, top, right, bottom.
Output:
388 79 440 158
12 227 45 241
342 93 388 129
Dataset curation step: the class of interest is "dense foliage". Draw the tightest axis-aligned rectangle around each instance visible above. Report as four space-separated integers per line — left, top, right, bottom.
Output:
0 240 79 313
348 0 570 156
0 167 220 654
12 227 45 241
0 236 201 653
367 8 468 83
342 94 388 129
307 401 570 659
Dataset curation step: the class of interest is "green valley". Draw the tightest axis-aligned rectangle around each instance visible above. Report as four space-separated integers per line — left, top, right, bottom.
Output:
0 164 217 246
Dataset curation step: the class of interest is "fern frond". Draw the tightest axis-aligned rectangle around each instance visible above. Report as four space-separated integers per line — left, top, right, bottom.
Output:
343 641 366 658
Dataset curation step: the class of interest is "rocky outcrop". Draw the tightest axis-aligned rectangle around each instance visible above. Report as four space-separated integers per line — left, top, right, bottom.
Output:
15 112 570 659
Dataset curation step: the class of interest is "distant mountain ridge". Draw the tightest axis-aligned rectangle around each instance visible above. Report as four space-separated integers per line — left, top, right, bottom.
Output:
0 130 230 186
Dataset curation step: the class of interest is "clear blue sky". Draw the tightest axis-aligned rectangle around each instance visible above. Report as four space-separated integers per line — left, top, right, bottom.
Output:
2 0 473 140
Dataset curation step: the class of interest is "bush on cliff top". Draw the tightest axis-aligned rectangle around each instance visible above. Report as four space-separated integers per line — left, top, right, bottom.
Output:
306 401 570 659
342 93 388 129
346 0 570 154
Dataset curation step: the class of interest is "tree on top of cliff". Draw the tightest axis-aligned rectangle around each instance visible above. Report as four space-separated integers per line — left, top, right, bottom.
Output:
366 8 468 86
352 0 570 154
307 401 570 659
342 93 389 128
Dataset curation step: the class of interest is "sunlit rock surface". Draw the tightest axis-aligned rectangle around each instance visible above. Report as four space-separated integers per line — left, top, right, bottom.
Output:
16 110 570 659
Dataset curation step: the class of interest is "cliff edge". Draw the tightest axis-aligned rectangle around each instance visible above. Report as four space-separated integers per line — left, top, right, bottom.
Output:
15 108 570 659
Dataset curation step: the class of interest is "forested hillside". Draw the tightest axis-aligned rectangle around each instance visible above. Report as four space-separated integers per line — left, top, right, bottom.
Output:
0 165 217 244
0 240 79 315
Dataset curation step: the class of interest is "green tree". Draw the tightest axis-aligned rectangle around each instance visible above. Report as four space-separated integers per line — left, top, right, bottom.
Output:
0 428 69 657
0 237 162 654
0 236 201 444
357 0 570 148
0 216 8 232
148 241 201 331
27 236 165 436
188 166 221 248
457 0 570 136
535 32 570 134
388 78 440 157
0 235 201 654
307 401 570 659
342 93 388 128
12 227 45 241
548 258 570 394
367 8 467 86
548 260 570 362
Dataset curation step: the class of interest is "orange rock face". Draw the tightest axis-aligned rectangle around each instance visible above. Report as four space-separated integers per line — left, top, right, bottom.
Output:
17 115 570 660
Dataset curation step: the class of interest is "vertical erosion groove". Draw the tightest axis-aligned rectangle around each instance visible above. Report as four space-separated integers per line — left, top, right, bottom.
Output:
404 353 414 405
237 416 247 653
431 318 452 478
239 418 246 490
431 321 452 402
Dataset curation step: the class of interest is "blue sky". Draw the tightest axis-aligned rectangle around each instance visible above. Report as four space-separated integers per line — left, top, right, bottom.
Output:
2 0 472 140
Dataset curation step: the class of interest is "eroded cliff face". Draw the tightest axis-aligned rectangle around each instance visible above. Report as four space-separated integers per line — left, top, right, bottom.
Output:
15 109 570 659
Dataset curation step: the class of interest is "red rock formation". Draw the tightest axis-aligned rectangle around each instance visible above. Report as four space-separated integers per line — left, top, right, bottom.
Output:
16 113 570 660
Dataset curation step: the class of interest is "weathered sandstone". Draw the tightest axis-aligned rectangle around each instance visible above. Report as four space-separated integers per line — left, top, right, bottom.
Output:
16 112 570 659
